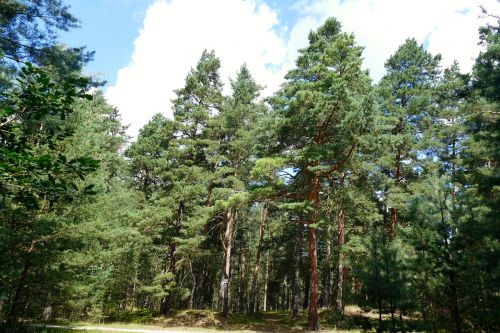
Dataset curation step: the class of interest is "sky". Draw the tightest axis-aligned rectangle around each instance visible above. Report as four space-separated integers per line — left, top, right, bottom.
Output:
62 0 500 139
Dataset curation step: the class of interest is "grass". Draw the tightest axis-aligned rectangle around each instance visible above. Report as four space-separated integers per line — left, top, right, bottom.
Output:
31 306 428 333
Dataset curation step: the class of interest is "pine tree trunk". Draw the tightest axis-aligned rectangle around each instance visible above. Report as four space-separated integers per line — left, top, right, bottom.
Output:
307 173 320 330
322 237 331 308
286 276 291 310
292 223 302 319
5 262 30 327
248 202 268 314
336 208 345 314
237 250 246 313
389 149 401 240
446 270 462 333
303 274 309 310
160 201 183 314
263 252 269 311
193 267 206 308
330 258 335 309
308 225 319 330
378 296 383 333
188 259 196 309
220 208 237 317
389 207 397 241
6 241 36 327
204 181 213 234
390 299 396 333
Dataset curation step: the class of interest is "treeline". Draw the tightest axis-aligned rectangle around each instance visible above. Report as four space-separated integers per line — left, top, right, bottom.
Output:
0 1 499 332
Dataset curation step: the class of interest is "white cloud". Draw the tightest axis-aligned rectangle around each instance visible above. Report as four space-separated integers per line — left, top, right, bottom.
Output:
105 0 287 138
106 0 499 139
288 0 499 80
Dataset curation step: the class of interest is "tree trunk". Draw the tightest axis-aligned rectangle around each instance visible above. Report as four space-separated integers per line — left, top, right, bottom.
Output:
220 208 237 317
308 224 319 330
378 296 383 333
237 250 246 313
390 299 396 333
160 201 183 314
248 202 268 314
188 260 196 309
447 264 462 333
322 237 331 308
336 207 345 314
5 262 30 327
389 207 397 241
281 276 288 310
389 149 401 240
204 180 213 234
5 241 37 327
303 273 309 310
307 173 320 330
292 223 302 319
286 275 290 310
263 252 269 311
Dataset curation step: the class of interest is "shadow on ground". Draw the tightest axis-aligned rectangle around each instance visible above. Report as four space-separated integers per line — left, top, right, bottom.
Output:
29 306 429 332
116 307 427 332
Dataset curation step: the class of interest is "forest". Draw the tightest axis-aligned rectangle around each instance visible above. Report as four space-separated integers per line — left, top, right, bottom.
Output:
0 1 499 333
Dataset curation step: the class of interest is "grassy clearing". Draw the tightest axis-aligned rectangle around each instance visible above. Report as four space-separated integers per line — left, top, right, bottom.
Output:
33 306 426 332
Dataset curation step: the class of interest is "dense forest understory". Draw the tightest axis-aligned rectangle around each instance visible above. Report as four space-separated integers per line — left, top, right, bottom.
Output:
0 1 499 332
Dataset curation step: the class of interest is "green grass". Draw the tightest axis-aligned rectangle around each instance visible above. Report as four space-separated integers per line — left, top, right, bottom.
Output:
30 306 428 332
38 330 100 333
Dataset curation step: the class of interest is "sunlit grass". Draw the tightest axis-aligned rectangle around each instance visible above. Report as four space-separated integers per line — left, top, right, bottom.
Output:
32 306 428 332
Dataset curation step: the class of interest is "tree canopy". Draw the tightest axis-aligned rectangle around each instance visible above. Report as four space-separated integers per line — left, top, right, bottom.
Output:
0 3 498 333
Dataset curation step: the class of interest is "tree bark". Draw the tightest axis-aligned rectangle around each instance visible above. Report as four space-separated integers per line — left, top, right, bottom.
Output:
322 237 331 308
303 273 310 310
5 262 29 327
390 299 396 333
5 241 37 327
389 207 397 241
389 149 401 240
378 296 383 333
248 201 268 314
336 207 345 314
263 252 269 311
292 223 302 319
220 208 237 317
285 275 290 310
160 201 183 314
237 250 246 313
307 173 320 330
188 260 196 310
308 225 319 330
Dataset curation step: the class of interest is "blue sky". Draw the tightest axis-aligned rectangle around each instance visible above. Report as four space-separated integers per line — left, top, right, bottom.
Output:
61 0 302 86
60 0 499 139
59 0 314 137
62 0 154 85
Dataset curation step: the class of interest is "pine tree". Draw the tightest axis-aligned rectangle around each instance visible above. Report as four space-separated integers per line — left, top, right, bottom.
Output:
457 18 500 331
0 0 93 89
271 18 373 330
377 39 441 240
161 50 225 311
214 64 264 316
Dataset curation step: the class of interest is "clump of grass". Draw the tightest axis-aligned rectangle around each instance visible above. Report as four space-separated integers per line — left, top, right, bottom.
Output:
111 309 157 323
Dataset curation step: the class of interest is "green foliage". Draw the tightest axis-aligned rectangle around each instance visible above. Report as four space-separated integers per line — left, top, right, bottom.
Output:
0 63 99 327
1 9 499 333
0 0 94 89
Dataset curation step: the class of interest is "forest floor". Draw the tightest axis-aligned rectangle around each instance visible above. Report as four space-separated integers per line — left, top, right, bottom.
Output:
35 306 424 332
